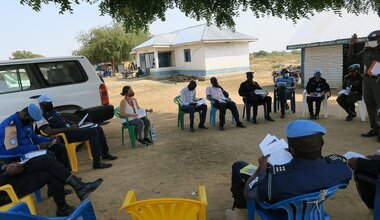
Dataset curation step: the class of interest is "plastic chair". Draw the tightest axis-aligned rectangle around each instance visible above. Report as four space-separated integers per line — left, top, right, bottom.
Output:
44 131 92 172
247 184 347 220
338 97 366 121
0 200 96 219
209 100 234 127
0 184 36 215
242 97 267 121
273 89 296 113
0 154 42 202
114 107 137 148
119 186 207 220
374 175 380 220
174 96 186 130
302 90 328 118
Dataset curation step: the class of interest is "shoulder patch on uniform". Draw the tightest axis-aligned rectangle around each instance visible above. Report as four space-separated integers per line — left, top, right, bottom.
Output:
270 163 293 175
325 154 347 163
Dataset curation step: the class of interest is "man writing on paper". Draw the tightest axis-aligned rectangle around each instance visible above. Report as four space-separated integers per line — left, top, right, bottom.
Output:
244 120 351 213
274 69 296 119
349 30 380 141
38 95 117 169
180 80 208 132
0 104 71 170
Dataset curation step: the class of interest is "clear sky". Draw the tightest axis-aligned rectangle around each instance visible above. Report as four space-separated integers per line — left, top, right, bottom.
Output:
0 0 306 60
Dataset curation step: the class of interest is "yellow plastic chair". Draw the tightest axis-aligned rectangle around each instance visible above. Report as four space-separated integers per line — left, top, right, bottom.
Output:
0 184 36 215
55 132 92 172
119 186 207 220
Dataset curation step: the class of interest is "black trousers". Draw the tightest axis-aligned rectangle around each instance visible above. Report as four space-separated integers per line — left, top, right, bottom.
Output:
65 126 110 159
49 143 71 171
354 170 377 209
246 96 272 118
180 104 207 126
336 94 362 115
213 100 240 127
307 96 324 116
1 153 71 204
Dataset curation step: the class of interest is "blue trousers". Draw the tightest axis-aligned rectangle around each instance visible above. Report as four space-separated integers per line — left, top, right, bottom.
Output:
180 104 207 126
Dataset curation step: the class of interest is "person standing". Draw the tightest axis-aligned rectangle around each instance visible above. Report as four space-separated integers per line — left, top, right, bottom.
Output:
274 69 296 118
238 72 274 124
336 64 363 121
206 77 245 131
305 69 331 119
119 86 153 146
349 30 380 141
180 80 208 132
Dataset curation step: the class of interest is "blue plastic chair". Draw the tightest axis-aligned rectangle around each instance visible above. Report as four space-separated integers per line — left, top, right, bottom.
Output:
247 184 347 220
0 200 96 219
374 175 380 220
209 100 234 127
0 154 42 203
273 89 296 113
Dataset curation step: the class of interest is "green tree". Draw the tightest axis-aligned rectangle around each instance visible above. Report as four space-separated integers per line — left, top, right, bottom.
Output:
19 0 380 32
73 23 150 72
11 50 44 59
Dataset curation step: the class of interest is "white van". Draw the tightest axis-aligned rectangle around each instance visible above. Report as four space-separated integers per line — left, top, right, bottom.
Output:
0 56 114 123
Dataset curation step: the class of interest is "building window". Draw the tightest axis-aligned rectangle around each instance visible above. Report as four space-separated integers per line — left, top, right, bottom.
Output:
184 49 191 62
158 52 172 68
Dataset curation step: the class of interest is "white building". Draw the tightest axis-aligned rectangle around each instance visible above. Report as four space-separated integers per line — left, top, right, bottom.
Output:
287 12 380 88
132 24 257 79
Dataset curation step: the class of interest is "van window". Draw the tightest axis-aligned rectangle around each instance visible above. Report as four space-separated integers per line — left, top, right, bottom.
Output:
37 61 87 86
0 66 33 94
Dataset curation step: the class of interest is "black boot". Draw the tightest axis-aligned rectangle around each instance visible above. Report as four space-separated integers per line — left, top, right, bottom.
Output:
56 199 75 216
66 176 103 201
93 158 112 169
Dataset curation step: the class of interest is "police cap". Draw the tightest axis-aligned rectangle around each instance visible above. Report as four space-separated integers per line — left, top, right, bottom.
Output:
285 120 326 138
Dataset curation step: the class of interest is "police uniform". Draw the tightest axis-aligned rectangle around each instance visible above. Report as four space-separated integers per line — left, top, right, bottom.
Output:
245 120 352 216
336 73 363 118
349 30 380 139
246 154 351 203
305 75 331 118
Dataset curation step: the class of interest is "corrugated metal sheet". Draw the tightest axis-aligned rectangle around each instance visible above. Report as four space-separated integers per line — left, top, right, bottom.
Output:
288 11 380 48
304 45 343 88
133 24 257 51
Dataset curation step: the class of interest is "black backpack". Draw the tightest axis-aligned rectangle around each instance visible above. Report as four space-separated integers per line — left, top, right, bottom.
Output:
230 161 250 209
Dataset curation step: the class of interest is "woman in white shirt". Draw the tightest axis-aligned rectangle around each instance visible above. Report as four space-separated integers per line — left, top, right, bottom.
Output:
119 86 153 146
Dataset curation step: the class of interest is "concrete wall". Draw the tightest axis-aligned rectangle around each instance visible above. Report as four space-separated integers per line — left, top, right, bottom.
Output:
304 45 343 88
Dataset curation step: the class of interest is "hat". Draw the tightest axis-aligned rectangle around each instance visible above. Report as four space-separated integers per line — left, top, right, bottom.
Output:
38 95 53 104
246 71 254 76
368 30 380 41
27 104 43 121
285 120 326 138
313 68 321 74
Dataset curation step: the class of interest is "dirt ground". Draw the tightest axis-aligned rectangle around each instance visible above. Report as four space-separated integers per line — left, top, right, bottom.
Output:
37 72 378 220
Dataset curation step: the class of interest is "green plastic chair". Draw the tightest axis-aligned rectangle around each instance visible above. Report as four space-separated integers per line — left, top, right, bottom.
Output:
174 96 185 130
114 107 136 148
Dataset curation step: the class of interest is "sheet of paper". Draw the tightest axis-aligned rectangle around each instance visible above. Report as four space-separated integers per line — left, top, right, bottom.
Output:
343 151 368 160
368 61 380 76
259 134 278 149
78 113 88 127
19 158 30 165
195 98 205 107
137 109 147 118
24 150 47 159
337 89 350 96
79 123 96 128
259 139 293 165
240 164 257 176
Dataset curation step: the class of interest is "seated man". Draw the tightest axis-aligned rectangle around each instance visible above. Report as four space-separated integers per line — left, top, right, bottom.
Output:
348 149 380 214
337 64 362 121
238 71 274 124
180 80 208 132
0 153 103 216
244 120 351 217
0 104 71 170
274 69 296 118
38 95 117 169
306 69 331 119
206 77 245 131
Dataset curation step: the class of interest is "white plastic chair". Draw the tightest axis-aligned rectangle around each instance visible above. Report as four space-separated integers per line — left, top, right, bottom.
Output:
302 90 328 118
338 97 366 121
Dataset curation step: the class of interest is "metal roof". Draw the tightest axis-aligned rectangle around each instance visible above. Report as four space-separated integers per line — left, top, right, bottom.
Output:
287 11 380 49
133 24 257 51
